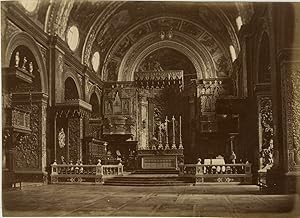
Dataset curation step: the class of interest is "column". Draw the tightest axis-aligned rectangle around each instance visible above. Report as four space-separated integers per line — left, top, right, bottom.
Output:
279 61 300 193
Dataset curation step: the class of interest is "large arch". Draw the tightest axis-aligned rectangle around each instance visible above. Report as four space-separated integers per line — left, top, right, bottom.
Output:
4 32 48 94
116 33 216 81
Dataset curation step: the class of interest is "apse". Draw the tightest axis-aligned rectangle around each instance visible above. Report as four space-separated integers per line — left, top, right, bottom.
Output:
138 47 197 84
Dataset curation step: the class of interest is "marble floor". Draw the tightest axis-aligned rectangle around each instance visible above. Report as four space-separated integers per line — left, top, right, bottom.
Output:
2 184 299 217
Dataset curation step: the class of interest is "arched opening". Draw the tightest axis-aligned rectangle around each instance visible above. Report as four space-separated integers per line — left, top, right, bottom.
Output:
90 92 100 118
258 33 271 83
3 44 44 176
9 45 41 92
137 47 198 162
64 77 79 101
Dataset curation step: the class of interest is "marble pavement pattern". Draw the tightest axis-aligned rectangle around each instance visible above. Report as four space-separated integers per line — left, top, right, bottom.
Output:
2 185 299 217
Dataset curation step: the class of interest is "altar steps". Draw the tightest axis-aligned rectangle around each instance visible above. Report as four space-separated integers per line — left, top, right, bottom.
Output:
132 169 179 174
103 175 190 186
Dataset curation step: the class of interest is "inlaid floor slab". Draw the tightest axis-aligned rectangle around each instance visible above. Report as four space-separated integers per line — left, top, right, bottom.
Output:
2 184 299 217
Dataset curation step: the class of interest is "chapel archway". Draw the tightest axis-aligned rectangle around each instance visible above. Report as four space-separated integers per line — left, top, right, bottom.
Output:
90 92 100 118
134 47 199 162
64 77 79 101
3 42 48 182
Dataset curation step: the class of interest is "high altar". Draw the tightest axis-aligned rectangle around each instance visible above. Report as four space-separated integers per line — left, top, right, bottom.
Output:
102 70 185 170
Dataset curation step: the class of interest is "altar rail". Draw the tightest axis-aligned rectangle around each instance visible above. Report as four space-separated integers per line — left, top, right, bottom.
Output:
50 164 123 184
179 163 252 184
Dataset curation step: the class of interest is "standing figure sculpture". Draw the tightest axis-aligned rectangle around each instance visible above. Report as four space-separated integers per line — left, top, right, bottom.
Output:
58 128 66 148
15 51 20 67
22 56 27 70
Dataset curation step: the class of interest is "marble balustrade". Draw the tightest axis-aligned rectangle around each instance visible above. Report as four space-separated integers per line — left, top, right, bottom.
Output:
50 164 123 184
179 163 252 184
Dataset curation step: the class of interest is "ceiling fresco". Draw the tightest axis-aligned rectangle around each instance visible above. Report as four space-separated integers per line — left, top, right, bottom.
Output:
26 1 254 81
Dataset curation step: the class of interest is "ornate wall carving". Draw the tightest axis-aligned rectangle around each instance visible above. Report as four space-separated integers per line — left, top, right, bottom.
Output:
281 64 300 171
282 63 300 171
258 96 274 170
68 117 81 162
15 104 40 170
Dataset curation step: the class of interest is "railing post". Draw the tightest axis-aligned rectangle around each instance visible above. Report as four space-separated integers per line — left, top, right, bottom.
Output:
244 163 252 184
51 161 58 175
179 163 184 176
118 163 123 175
96 159 103 176
196 164 203 175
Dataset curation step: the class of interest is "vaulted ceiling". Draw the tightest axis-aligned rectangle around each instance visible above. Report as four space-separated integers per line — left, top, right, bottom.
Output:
17 0 255 81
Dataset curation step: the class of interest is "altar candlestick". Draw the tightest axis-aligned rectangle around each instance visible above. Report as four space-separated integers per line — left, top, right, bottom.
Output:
165 116 170 150
152 115 155 137
172 116 176 149
179 115 183 149
158 121 163 149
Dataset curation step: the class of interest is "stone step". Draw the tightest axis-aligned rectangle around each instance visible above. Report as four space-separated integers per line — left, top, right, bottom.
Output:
103 173 191 186
104 179 186 184
103 182 190 186
105 176 180 181
132 169 179 174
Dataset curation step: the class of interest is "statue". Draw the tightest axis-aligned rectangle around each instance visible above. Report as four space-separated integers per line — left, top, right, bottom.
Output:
60 156 66 164
15 51 20 67
58 128 66 148
22 56 27 70
29 62 34 74
230 151 237 164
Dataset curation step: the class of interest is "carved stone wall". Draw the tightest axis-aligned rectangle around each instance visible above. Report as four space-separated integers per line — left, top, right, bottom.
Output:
258 96 274 170
68 117 82 162
282 63 300 171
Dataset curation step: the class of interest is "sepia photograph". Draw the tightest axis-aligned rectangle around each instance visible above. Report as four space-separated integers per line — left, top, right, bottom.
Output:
1 0 300 217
